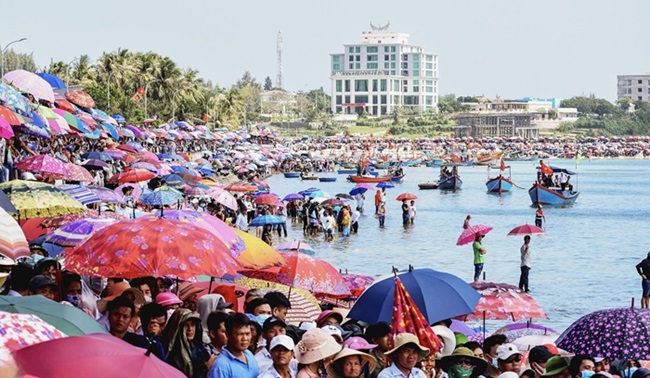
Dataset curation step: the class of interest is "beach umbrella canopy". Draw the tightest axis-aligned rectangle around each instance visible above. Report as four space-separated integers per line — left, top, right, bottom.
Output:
184 186 206 197
66 216 241 279
140 190 181 207
44 217 117 248
0 296 107 336
3 69 55 103
13 333 185 378
58 184 101 205
321 198 346 207
396 193 418 201
108 169 155 184
0 207 30 260
391 276 444 355
63 163 94 183
556 307 650 360
253 194 283 207
0 117 13 139
308 190 330 199
464 282 548 321
232 229 285 270
87 186 123 204
81 151 113 162
493 322 558 341
450 319 478 336
0 105 21 127
0 180 87 219
64 90 95 108
456 224 493 246
349 187 367 196
0 83 31 116
507 224 545 236
342 273 374 298
241 250 350 297
348 267 481 325
376 181 394 189
335 193 354 200
248 215 285 227
224 184 258 192
512 335 558 351
114 184 142 201
35 72 67 89
0 311 67 366
14 155 67 177
0 190 17 214
276 240 316 256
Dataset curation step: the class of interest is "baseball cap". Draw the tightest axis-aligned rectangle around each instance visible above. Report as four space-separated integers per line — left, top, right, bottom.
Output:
270 334 295 351
28 275 58 292
263 316 287 333
0 254 15 266
496 343 522 361
216 298 233 310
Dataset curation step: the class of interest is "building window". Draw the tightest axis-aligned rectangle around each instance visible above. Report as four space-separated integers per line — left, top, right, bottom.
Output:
391 70 396 75
381 106 387 115
355 95 368 103
384 46 390 52
404 96 419 105
336 80 342 92
345 80 350 92
355 46 361 53
413 54 420 61
381 95 387 104
402 62 408 69
355 63 361 69
384 55 389 61
402 70 409 76
367 46 378 53
344 95 351 103
336 106 343 113
413 86 420 92
356 55 361 61
426 63 433 69
391 54 396 60
348 47 354 53
425 96 433 105
639 80 643 84
425 71 433 77
380 79 387 91
372 95 378 104
336 95 342 104
403 86 408 92
333 55 341 63
426 55 433 62
333 63 340 71
413 62 420 69
391 62 396 69
355 80 368 92
639 96 643 100
413 70 420 77
372 80 378 91
348 55 354 62
391 46 396 52
393 80 399 91
402 54 408 61
349 63 354 69
426 86 433 93
639 88 643 92
627 88 631 94
367 55 378 62
384 62 390 69
367 63 378 69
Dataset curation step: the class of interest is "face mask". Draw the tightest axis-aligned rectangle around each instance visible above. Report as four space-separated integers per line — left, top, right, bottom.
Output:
199 203 206 208
582 371 595 378
449 365 475 378
624 368 638 378
144 295 152 303
256 314 270 325
67 294 81 307
491 357 498 368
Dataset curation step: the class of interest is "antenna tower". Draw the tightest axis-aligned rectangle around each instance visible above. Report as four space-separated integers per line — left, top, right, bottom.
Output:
276 30 283 89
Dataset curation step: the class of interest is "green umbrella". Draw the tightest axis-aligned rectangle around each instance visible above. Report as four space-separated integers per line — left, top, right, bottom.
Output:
0 295 108 336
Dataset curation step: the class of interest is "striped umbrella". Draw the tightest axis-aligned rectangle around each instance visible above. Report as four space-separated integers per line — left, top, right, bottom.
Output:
58 185 101 205
44 217 118 247
0 207 30 260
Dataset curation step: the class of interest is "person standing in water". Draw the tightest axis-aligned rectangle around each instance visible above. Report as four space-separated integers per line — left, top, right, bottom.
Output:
535 205 545 228
473 233 487 282
519 236 531 292
636 252 650 309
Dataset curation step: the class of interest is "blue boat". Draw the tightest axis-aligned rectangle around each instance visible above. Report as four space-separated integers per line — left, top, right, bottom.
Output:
528 166 579 206
318 177 337 182
337 169 357 175
438 165 462 190
486 164 513 193
283 172 300 178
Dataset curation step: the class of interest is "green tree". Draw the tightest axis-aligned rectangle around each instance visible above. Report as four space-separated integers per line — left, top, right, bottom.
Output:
2 50 37 73
264 76 273 91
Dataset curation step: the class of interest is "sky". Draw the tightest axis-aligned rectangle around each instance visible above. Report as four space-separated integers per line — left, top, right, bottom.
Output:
4 0 649 102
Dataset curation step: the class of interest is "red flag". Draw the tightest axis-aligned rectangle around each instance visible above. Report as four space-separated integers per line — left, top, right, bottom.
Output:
540 161 553 175
391 277 443 354
203 113 208 124
451 154 461 163
131 87 145 102
500 159 506 171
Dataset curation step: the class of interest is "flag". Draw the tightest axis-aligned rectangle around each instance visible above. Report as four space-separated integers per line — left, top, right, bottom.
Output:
203 113 208 124
131 87 145 102
540 161 553 175
575 152 582 167
500 159 506 171
451 154 461 163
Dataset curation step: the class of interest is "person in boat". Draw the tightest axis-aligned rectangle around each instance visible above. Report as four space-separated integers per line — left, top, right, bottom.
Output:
534 205 545 228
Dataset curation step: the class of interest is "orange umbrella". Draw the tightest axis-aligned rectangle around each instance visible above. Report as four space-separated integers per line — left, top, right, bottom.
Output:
225 184 258 192
107 169 154 184
232 229 284 270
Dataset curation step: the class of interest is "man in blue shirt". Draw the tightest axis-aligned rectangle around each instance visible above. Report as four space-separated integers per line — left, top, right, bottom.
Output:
208 313 259 378
377 333 429 378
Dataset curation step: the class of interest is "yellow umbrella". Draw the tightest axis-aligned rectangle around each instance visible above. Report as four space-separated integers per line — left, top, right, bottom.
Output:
0 180 87 219
232 229 284 269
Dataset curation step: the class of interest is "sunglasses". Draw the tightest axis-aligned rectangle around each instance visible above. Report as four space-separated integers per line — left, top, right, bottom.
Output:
504 355 522 363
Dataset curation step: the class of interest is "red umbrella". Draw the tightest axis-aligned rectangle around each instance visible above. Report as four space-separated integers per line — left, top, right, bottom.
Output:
64 90 96 108
240 250 351 297
0 105 20 126
464 281 548 321
54 98 76 113
13 333 185 378
456 224 493 246
396 193 418 201
391 276 443 354
116 144 137 153
253 194 282 206
108 169 155 184
65 216 241 279
507 224 544 236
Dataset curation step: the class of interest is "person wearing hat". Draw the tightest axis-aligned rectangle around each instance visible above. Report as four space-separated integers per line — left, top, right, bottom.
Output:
321 324 352 344
541 356 570 378
259 335 297 378
177 281 205 312
365 321 392 377
496 344 523 375
328 347 377 378
440 347 489 378
33 257 60 283
432 325 457 357
378 333 430 378
473 233 487 282
528 345 556 376
156 291 183 318
294 327 342 378
0 254 15 274
594 358 611 375
316 310 343 328
256 316 295 373
27 274 58 301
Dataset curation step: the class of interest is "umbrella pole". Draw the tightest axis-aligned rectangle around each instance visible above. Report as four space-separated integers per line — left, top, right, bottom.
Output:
208 276 214 293
287 286 292 301
483 311 486 340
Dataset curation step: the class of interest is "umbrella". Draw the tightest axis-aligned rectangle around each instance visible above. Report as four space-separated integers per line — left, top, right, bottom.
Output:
253 194 283 207
342 273 374 297
66 216 241 279
82 159 109 171
15 155 67 177
240 250 350 297
108 169 155 184
298 187 320 196
555 307 650 360
396 193 418 201
0 207 30 260
87 186 123 204
81 151 113 162
0 117 13 139
0 190 17 214
456 224 493 246
58 184 101 205
349 187 367 196
512 335 558 351
184 186 206 197
464 282 548 321
0 105 21 126
276 240 316 256
322 198 346 207
0 296 107 336
225 184 258 192
3 69 55 103
376 181 394 189
140 190 182 207
348 267 481 325
493 322 558 341
63 163 94 183
508 224 545 236
13 333 185 378
0 180 87 219
450 319 478 336
249 215 285 227
114 184 142 201
0 311 67 366
232 229 285 270
335 193 354 200
391 276 444 355
44 217 117 248
35 72 67 89
0 83 31 116
64 90 96 108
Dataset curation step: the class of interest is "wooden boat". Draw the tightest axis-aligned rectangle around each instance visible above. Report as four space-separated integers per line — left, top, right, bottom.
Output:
425 159 444 167
438 164 462 190
347 175 392 183
486 163 513 193
318 177 337 182
301 174 318 181
418 182 439 190
283 172 300 178
390 174 405 182
337 169 357 175
528 165 579 206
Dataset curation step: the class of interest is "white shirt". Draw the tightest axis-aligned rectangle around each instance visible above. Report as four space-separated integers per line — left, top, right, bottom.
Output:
236 213 249 230
255 348 298 375
257 364 297 378
521 243 531 267
351 210 360 223
377 363 427 378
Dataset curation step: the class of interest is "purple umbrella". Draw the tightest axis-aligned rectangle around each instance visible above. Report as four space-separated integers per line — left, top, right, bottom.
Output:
556 307 650 360
3 69 55 103
44 217 117 247
126 140 143 152
493 322 557 341
125 125 143 139
282 193 304 201
87 186 123 203
450 319 478 336
82 159 109 171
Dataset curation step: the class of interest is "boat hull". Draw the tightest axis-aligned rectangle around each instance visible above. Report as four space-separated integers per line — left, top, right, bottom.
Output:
418 183 439 190
347 175 392 183
486 176 513 193
318 177 337 182
528 183 579 206
301 175 318 181
390 175 405 182
337 169 357 175
438 175 462 190
283 172 300 178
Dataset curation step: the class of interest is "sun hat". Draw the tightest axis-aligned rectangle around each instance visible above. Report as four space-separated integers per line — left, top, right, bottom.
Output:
176 281 204 301
496 343 522 361
216 298 233 310
321 324 351 343
384 333 430 359
270 334 295 351
432 325 456 357
440 347 488 377
294 328 342 364
327 348 377 378
343 336 377 351
541 356 570 377
97 281 131 313
316 310 343 327
155 292 183 306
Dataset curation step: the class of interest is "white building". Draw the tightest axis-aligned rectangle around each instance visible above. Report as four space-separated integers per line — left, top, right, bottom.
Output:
617 74 650 102
330 30 439 116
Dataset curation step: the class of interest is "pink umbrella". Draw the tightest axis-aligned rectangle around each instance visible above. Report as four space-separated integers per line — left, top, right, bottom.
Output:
507 224 544 236
0 312 66 366
456 224 493 246
15 155 67 177
63 163 94 183
3 69 55 103
0 117 13 139
206 188 238 211
114 183 142 201
355 183 373 190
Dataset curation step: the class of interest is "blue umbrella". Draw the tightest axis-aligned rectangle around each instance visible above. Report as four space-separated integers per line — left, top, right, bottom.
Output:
140 190 182 207
29 110 47 129
298 187 320 196
112 114 126 123
81 151 113 162
349 187 368 196
347 267 481 325
283 193 304 201
170 166 188 174
99 122 119 140
58 184 101 205
248 215 285 227
376 181 395 189
157 153 171 160
29 235 66 258
35 72 67 89
308 190 330 199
